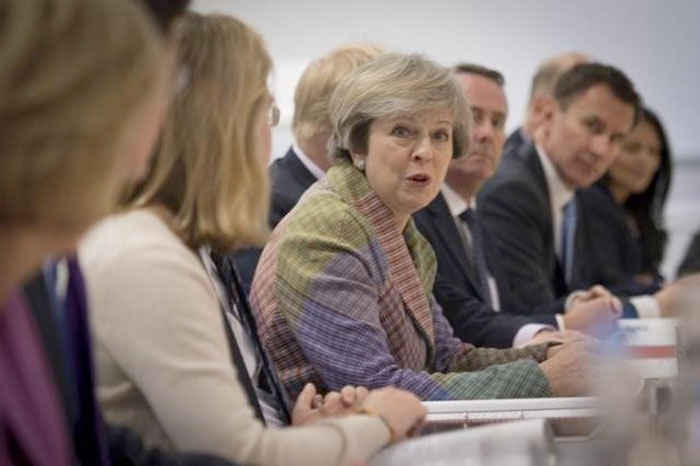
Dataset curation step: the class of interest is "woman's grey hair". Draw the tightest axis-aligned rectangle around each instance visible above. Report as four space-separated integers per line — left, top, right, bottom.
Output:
327 52 472 162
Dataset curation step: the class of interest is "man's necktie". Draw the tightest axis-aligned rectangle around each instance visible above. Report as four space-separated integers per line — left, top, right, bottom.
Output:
211 253 292 425
560 198 578 286
459 208 492 306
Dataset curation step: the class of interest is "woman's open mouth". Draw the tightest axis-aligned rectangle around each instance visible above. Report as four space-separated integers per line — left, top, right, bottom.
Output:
406 173 431 185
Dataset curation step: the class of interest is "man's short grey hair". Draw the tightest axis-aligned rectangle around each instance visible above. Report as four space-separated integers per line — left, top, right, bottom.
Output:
327 53 472 162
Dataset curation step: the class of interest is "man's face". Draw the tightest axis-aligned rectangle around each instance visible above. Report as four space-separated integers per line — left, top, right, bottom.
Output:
539 84 636 189
447 73 508 192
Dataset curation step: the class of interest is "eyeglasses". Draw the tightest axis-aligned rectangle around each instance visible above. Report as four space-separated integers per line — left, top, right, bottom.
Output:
268 104 280 127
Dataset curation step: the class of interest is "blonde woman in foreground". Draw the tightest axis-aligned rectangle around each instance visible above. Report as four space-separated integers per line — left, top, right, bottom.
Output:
79 12 425 466
0 0 171 463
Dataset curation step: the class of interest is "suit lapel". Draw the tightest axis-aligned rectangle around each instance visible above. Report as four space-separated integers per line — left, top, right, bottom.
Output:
424 195 488 302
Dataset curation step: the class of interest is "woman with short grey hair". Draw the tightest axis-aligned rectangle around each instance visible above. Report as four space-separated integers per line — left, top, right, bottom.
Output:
328 52 471 163
251 53 571 402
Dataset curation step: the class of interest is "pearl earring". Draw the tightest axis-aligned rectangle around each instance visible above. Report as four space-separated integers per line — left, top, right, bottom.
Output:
354 158 365 171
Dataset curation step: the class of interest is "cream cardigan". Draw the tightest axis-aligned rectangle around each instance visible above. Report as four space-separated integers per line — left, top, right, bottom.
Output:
79 209 389 466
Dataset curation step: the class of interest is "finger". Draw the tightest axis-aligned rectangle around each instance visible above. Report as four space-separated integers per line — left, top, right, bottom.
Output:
340 385 356 406
541 335 566 345
562 330 587 343
355 386 369 405
312 394 323 410
590 285 611 299
571 291 591 306
610 297 623 315
321 392 343 415
291 383 317 422
295 383 316 409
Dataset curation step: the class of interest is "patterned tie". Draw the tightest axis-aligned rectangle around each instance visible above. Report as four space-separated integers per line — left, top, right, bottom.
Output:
560 198 578 286
459 208 492 306
211 253 292 425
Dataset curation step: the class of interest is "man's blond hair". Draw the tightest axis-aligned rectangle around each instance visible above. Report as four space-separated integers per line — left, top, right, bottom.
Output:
293 43 384 141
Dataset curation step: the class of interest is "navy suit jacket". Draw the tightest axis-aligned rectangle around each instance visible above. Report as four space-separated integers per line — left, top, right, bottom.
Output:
478 142 641 318
503 127 528 156
414 193 558 348
477 142 592 310
235 147 318 293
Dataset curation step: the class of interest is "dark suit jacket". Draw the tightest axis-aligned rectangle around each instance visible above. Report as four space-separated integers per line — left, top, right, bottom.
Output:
576 183 662 296
477 142 590 311
503 127 528 156
415 193 559 348
235 147 318 293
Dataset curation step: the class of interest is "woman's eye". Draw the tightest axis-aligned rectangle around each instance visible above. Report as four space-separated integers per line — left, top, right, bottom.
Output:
432 130 450 142
623 141 641 154
391 126 411 137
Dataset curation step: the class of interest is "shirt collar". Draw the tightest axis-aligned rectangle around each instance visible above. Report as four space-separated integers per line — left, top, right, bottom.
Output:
292 141 326 181
535 144 574 212
441 182 473 218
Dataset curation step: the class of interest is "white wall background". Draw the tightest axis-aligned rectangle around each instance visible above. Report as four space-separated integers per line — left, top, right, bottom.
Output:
192 0 700 277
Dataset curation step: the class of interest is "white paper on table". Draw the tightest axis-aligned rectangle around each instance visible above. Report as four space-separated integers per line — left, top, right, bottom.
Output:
369 418 554 466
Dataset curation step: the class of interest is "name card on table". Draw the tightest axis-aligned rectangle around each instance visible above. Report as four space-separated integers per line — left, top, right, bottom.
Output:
618 318 678 379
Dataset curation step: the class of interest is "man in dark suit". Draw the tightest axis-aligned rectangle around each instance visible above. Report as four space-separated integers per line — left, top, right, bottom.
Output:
415 64 620 347
504 52 590 156
234 44 384 291
477 63 677 319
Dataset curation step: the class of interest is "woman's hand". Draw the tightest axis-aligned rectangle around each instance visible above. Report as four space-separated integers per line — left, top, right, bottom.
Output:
568 285 613 307
525 329 591 347
291 384 427 444
358 387 427 443
539 340 594 396
291 383 370 425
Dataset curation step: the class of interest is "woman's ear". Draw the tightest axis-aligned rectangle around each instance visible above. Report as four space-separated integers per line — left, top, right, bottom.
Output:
350 153 366 171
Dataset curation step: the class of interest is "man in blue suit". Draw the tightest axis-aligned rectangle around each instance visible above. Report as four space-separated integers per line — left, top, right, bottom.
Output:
414 64 621 347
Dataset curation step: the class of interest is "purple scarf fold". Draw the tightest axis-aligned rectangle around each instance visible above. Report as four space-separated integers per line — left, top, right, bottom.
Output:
0 289 72 466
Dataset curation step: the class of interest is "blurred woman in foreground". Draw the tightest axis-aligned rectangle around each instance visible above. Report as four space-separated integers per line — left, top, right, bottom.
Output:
0 0 170 463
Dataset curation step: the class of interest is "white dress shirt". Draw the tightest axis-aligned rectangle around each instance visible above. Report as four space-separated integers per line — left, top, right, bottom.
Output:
535 146 575 261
